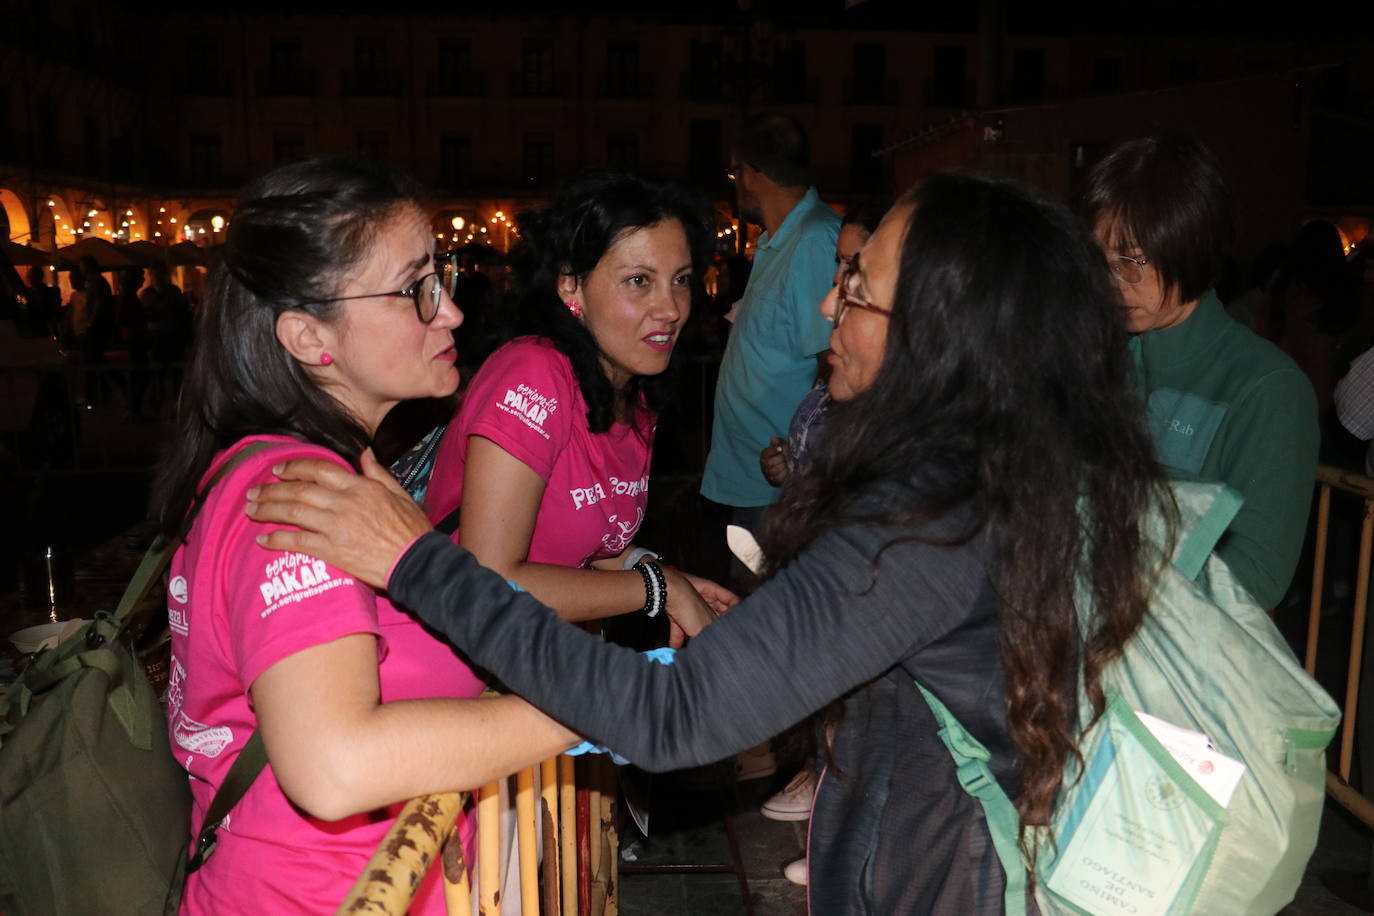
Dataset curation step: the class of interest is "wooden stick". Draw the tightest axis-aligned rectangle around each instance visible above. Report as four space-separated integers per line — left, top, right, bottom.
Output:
540 757 560 914
589 760 612 916
515 766 539 915
600 781 618 916
560 755 577 916
1318 465 1374 501
334 793 463 916
1341 501 1374 782
1329 769 1374 830
443 819 474 916
540 756 560 854
541 796 560 916
577 765 591 916
1306 485 1331 675
478 780 502 915
588 776 602 893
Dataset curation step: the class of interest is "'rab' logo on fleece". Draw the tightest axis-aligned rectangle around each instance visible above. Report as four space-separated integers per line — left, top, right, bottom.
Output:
257 552 352 619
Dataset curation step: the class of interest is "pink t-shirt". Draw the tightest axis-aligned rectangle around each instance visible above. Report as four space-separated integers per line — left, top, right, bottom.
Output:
426 337 655 566
167 435 484 916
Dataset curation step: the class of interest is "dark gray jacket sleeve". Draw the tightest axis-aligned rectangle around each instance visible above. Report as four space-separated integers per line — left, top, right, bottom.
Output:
389 525 972 771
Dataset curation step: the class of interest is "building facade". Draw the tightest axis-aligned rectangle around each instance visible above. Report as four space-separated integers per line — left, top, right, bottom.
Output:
2 1 1372 259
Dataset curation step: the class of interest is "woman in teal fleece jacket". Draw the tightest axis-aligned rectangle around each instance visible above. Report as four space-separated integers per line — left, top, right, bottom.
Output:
1083 135 1318 609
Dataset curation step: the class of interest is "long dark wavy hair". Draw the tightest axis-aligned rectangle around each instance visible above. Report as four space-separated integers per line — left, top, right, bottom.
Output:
763 173 1169 851
475 170 714 433
153 157 423 537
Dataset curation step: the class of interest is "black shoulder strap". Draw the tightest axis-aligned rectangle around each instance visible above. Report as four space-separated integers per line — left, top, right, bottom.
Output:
185 730 266 873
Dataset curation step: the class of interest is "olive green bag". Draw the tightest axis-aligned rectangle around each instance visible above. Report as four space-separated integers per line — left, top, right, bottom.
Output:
0 445 269 916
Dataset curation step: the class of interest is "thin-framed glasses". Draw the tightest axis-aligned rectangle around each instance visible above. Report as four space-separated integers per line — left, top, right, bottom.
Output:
293 252 459 323
834 254 892 325
1109 253 1150 286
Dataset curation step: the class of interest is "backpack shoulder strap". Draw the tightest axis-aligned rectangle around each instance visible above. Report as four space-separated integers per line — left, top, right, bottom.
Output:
185 730 267 873
1168 481 1244 581
157 442 279 874
113 441 278 626
916 682 1028 916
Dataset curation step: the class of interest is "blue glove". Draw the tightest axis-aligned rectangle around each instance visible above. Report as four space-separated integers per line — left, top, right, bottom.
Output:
564 648 677 763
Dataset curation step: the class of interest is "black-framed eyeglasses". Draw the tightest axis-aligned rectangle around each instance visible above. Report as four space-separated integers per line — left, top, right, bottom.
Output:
834 254 892 326
293 253 459 323
1109 253 1150 286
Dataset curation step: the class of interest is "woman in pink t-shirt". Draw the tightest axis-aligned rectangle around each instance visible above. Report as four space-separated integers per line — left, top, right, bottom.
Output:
152 158 577 915
425 172 734 637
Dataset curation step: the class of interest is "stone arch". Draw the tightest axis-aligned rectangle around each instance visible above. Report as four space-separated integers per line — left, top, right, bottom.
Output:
44 193 78 248
0 188 33 243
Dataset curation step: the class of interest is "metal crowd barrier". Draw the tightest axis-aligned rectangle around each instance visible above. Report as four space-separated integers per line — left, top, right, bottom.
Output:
1304 464 1374 827
338 756 618 916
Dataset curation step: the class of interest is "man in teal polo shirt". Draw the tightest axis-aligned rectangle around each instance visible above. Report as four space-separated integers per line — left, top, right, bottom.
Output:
703 114 840 543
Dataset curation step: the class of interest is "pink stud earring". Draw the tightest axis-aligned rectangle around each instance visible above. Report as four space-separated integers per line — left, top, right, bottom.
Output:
566 300 582 318
320 352 333 366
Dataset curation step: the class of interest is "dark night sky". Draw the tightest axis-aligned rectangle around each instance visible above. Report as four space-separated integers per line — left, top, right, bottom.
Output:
103 0 1374 39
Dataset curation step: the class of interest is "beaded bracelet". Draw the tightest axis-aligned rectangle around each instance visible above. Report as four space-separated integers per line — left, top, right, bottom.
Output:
632 558 668 618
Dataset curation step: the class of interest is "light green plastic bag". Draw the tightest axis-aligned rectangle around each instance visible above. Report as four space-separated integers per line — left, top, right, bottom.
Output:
920 480 1339 915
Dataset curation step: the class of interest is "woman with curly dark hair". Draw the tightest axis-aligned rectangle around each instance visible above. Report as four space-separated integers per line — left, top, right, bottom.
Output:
420 170 733 639
248 172 1168 913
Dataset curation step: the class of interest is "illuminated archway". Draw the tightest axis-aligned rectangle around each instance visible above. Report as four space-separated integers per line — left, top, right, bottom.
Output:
71 201 116 241
0 189 33 243
44 193 78 248
186 207 231 245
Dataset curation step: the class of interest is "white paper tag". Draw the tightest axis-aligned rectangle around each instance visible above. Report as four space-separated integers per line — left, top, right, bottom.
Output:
1135 710 1246 808
726 525 764 575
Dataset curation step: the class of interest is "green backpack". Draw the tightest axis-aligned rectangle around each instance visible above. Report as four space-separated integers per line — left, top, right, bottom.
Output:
0 445 269 916
920 480 1339 915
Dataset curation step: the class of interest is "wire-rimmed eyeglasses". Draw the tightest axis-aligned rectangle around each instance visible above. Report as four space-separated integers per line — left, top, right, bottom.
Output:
293 252 459 323
1109 253 1150 286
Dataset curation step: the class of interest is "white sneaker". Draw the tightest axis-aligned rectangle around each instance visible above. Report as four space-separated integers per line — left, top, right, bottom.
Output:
783 856 808 886
760 770 814 821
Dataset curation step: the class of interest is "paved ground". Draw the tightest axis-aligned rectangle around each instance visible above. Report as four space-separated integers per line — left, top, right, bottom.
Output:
618 771 808 916
619 771 1374 915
